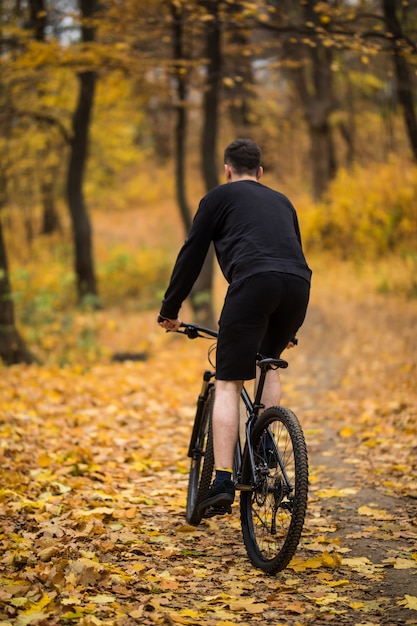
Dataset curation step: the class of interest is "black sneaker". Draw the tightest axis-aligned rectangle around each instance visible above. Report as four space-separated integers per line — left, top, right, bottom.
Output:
198 479 235 518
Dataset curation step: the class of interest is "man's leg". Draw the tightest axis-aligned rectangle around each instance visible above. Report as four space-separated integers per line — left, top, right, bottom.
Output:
198 379 242 517
212 379 243 469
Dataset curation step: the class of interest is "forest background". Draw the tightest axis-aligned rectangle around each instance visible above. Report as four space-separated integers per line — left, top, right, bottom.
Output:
1 0 417 365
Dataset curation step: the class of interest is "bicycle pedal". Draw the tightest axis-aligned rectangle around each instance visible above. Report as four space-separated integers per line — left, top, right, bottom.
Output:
235 483 252 491
203 505 232 519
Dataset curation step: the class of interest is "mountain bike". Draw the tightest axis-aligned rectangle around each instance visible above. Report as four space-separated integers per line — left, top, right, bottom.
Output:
177 322 308 575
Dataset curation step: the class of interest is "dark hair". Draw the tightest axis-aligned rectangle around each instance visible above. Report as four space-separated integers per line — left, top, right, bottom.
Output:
224 138 261 176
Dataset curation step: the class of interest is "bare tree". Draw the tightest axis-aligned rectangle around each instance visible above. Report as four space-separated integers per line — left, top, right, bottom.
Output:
0 0 37 364
171 1 193 232
67 0 99 304
284 0 336 200
186 0 223 328
28 0 63 235
0 216 37 364
382 0 417 161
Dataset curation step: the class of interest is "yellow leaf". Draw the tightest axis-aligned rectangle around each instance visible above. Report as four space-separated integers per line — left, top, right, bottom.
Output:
314 592 340 606
349 601 365 609
229 599 268 613
342 557 383 577
121 507 137 519
179 609 200 618
37 452 51 467
321 551 343 569
397 595 417 610
176 524 196 533
246 603 270 614
392 557 417 570
62 596 83 606
339 426 355 438
20 594 52 614
316 487 358 498
89 594 115 604
289 556 323 571
166 613 196 624
323 579 350 587
130 562 146 573
223 77 235 88
357 505 393 520
78 506 115 517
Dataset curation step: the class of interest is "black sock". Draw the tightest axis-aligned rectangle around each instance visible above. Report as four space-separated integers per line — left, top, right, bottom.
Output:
213 469 232 486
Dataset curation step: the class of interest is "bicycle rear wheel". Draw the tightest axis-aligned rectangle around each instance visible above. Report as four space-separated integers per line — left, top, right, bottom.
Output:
240 406 308 574
186 386 215 525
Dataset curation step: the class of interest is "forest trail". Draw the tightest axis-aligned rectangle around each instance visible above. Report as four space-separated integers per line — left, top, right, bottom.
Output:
1 256 417 625
283 273 417 625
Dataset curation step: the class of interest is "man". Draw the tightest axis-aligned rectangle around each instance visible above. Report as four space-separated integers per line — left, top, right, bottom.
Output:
158 138 311 518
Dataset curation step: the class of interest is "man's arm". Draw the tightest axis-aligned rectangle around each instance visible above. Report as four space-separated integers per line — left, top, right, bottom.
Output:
159 199 215 320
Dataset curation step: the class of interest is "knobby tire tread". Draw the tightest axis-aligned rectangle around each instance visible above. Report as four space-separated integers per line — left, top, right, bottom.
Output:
186 387 215 525
240 406 308 574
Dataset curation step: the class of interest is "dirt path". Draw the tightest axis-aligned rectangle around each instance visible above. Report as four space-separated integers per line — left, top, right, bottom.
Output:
282 281 417 625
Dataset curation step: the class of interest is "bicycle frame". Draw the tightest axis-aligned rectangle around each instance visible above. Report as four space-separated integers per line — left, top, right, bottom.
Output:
177 323 292 493
235 359 292 492
175 321 308 573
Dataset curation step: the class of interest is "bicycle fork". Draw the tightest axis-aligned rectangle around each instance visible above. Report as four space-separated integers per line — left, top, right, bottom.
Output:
187 370 215 459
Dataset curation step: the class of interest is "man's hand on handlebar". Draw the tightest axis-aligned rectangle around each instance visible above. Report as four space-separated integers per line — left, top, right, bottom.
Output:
158 315 182 332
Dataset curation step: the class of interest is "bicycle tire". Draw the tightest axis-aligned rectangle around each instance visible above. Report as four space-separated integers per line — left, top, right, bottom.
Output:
240 406 308 574
186 386 215 525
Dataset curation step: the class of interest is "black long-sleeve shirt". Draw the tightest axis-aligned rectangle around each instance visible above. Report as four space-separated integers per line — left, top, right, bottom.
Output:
160 180 312 319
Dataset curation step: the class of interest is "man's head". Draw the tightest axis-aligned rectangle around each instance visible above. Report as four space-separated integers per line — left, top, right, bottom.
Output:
224 138 263 181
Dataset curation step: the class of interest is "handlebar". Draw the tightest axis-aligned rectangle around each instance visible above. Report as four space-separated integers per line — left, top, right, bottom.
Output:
157 315 218 339
177 322 218 340
157 316 297 344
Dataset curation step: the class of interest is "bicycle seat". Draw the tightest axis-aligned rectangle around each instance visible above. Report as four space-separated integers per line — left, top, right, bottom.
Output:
257 357 288 370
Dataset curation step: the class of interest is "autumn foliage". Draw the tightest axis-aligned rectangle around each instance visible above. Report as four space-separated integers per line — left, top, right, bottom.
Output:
1 1 417 623
302 156 417 262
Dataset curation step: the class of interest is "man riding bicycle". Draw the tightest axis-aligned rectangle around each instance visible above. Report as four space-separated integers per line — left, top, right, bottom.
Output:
159 138 311 518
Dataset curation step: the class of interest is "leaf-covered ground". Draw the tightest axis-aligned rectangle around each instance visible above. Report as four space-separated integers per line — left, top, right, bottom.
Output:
1 266 417 626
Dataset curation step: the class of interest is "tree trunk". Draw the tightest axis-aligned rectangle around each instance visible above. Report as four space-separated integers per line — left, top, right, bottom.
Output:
288 0 336 200
224 1 255 130
171 1 192 233
41 178 61 235
0 217 37 365
0 34 36 366
29 0 46 41
67 0 98 304
189 0 222 329
382 0 417 161
200 0 221 193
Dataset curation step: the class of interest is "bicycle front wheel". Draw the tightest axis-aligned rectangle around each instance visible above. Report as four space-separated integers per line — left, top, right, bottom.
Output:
186 386 215 525
240 406 308 574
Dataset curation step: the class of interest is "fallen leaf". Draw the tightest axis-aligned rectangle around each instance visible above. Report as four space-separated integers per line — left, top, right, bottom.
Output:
397 595 417 610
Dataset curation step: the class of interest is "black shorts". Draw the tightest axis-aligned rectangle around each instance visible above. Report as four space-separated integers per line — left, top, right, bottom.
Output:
216 272 310 381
